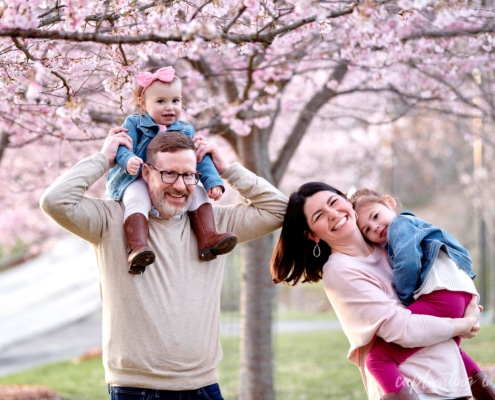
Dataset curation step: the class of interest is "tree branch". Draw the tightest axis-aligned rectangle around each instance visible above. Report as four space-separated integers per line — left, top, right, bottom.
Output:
402 26 495 41
1 5 356 46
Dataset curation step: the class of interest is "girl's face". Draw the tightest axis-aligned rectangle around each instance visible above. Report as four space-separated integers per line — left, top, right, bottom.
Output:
355 201 397 245
303 190 358 247
140 80 182 127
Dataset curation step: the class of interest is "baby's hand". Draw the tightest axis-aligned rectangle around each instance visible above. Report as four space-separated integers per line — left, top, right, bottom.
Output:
126 156 143 175
208 186 223 201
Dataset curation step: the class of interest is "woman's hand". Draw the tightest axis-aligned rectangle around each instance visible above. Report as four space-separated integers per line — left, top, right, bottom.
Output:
459 300 483 339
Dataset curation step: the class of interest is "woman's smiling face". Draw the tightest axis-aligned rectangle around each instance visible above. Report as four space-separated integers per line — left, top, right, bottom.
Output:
303 190 357 245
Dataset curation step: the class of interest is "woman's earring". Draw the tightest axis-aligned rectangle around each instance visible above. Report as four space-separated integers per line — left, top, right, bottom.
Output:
313 242 321 258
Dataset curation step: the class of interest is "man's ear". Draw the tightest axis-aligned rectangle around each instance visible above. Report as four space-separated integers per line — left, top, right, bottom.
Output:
384 195 397 210
141 164 150 184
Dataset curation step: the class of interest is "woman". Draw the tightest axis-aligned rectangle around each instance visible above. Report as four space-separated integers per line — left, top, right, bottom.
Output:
271 182 481 400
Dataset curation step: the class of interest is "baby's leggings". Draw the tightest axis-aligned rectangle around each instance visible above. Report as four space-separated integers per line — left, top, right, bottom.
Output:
366 290 480 394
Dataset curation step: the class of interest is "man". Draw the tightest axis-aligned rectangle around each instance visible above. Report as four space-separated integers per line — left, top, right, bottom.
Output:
40 128 288 399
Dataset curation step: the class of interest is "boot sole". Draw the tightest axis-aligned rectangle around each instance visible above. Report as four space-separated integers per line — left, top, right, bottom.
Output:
212 236 238 255
128 250 156 274
199 236 238 261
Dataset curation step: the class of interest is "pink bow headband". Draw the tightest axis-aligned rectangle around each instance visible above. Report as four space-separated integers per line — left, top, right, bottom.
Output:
135 66 176 91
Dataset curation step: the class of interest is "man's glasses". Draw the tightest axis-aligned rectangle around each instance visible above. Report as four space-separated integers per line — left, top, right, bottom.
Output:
146 164 201 185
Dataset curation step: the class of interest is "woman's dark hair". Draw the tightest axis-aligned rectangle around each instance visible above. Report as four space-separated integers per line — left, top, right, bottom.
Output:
270 182 347 285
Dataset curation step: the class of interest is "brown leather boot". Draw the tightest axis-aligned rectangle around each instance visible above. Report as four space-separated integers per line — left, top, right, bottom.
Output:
471 370 495 399
189 203 238 261
124 213 155 274
381 386 420 400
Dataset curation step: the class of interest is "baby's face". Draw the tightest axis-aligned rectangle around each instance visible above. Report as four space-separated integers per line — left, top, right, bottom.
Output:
356 202 396 245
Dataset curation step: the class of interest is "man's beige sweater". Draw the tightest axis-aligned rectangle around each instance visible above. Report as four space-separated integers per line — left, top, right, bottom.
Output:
40 153 288 390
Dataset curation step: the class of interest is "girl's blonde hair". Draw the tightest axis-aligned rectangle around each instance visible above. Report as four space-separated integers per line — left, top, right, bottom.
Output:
350 188 401 212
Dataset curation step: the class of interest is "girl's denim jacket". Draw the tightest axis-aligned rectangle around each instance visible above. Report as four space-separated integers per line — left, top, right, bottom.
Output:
386 211 476 306
106 113 223 200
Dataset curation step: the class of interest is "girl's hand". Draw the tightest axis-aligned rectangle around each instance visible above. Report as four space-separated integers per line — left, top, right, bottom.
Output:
208 186 223 201
126 156 143 175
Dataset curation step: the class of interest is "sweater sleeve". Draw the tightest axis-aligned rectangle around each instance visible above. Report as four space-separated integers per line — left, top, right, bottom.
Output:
217 162 288 243
40 153 123 244
323 252 455 355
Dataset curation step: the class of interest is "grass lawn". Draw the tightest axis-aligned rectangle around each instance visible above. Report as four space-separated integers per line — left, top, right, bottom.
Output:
0 323 493 400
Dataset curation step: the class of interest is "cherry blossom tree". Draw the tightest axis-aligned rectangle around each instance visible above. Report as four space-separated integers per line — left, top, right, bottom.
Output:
1 1 495 398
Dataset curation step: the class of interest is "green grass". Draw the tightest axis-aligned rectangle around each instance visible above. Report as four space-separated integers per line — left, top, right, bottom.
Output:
272 330 367 399
1 324 494 400
0 357 106 400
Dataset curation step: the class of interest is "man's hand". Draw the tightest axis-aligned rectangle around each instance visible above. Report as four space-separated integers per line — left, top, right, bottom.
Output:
193 135 230 175
101 127 132 168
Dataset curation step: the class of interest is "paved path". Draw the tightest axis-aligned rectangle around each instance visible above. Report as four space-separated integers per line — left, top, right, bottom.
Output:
0 310 102 377
0 238 101 377
0 238 100 350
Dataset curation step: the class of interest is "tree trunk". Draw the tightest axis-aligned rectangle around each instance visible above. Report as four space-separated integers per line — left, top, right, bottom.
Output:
233 65 348 399
238 236 276 400
0 131 9 166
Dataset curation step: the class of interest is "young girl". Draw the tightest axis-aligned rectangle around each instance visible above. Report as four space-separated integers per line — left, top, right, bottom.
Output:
106 66 237 274
350 188 495 400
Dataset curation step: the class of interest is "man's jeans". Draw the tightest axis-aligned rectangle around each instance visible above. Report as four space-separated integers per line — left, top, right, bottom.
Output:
109 383 224 400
